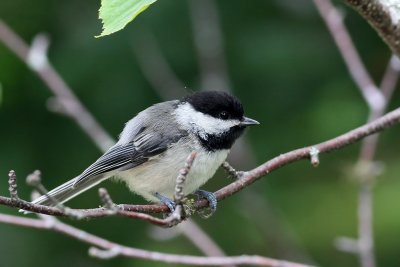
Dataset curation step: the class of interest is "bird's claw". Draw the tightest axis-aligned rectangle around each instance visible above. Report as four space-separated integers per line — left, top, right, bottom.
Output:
195 190 217 219
154 192 176 213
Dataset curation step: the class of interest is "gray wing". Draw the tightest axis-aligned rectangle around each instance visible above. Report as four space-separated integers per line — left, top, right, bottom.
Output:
73 126 186 186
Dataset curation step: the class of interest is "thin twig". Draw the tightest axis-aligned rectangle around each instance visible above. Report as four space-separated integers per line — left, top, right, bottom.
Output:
309 147 320 167
8 170 18 199
174 151 197 204
98 188 118 213
221 161 243 179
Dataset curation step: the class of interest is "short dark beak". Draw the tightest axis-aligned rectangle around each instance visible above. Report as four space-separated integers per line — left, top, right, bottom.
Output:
239 116 260 126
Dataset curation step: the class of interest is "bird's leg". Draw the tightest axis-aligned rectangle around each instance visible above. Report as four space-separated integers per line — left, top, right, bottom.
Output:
194 189 217 218
154 192 176 213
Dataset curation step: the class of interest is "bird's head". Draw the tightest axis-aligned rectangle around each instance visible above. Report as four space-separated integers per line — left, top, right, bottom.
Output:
175 91 259 150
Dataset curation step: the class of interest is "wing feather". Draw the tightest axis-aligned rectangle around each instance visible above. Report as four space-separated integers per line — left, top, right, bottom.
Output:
73 130 186 187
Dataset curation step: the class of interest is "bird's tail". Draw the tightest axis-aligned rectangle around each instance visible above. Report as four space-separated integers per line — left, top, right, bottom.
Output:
20 174 108 213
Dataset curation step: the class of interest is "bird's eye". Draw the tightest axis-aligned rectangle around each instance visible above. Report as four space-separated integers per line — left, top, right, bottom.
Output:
219 111 229 120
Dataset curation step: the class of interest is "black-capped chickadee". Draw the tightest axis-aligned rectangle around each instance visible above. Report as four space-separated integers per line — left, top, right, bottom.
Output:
28 91 259 213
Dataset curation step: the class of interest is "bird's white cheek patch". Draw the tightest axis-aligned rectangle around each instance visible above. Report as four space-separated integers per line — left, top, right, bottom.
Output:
174 103 239 138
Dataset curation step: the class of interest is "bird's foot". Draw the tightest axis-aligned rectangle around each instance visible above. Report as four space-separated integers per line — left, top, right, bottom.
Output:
194 190 217 219
154 192 176 213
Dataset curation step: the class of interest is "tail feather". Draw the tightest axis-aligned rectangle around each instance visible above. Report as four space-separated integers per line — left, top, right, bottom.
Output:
20 174 110 213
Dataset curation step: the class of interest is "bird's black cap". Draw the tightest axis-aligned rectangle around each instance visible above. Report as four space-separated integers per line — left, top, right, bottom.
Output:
182 91 244 120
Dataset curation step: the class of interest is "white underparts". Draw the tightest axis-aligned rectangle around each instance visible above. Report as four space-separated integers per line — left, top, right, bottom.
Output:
117 138 229 202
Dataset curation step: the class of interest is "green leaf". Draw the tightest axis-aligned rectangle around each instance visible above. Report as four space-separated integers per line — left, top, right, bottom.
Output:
97 0 157 37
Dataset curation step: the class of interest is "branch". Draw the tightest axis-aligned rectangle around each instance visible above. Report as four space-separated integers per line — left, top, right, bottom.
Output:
345 0 400 58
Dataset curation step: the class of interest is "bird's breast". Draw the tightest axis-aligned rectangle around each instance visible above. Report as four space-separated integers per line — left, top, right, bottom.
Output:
117 138 229 202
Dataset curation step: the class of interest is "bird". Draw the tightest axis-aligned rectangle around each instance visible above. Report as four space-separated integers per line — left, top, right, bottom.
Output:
27 90 259 213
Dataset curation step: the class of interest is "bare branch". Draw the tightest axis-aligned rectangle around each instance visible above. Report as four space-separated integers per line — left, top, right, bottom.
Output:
98 188 118 213
221 161 243 179
381 55 400 98
8 170 18 199
174 151 197 204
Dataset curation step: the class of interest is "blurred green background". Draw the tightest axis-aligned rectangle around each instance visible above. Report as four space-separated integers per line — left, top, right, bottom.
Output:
1 0 400 266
